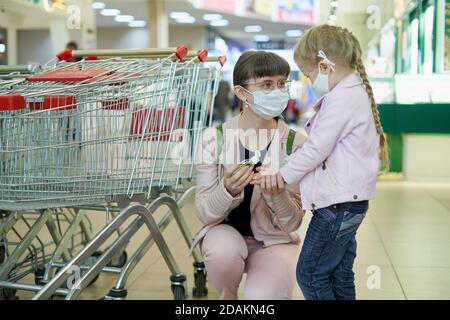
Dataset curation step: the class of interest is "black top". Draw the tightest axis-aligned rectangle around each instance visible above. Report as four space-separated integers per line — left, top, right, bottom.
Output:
224 140 271 237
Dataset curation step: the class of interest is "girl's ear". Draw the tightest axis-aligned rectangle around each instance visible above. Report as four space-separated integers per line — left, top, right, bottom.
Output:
318 61 333 75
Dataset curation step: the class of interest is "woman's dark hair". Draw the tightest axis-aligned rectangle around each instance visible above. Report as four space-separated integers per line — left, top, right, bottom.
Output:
233 51 290 111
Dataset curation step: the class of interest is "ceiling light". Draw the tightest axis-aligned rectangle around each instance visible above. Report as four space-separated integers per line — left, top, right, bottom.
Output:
210 19 229 27
244 25 262 33
115 15 134 23
129 20 146 28
329 14 337 20
203 13 223 21
92 2 106 10
176 16 196 24
286 29 303 37
254 35 270 42
170 12 191 19
0 44 5 53
330 1 339 8
101 8 121 16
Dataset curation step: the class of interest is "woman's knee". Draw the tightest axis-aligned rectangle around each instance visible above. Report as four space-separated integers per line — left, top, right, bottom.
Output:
202 225 248 268
245 286 292 300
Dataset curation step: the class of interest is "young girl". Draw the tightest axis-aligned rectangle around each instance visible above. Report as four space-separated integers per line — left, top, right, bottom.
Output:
192 51 306 300
254 25 389 300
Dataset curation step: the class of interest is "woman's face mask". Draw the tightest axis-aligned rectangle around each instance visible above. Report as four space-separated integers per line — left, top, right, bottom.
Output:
242 87 290 120
239 78 290 120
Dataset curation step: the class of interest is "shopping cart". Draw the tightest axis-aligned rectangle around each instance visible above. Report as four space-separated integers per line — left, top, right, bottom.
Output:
0 46 225 300
0 63 97 300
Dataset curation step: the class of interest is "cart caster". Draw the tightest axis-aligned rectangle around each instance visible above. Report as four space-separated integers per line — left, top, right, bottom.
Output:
192 262 208 298
104 288 128 300
0 288 18 300
107 251 127 268
34 267 46 285
172 285 186 300
171 274 187 300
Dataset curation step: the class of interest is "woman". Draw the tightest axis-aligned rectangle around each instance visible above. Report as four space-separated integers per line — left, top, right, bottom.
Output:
191 51 306 300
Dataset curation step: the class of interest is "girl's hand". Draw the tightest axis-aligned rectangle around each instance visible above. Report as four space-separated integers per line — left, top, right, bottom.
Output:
252 166 286 196
224 164 254 197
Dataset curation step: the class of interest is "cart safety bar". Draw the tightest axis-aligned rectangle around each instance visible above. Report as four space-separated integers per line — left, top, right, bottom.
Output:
57 46 189 61
0 64 42 74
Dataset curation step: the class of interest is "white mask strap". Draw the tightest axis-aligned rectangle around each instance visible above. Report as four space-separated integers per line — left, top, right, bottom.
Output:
317 50 336 72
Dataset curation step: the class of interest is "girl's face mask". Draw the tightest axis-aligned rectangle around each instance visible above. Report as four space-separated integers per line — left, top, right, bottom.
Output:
311 50 336 99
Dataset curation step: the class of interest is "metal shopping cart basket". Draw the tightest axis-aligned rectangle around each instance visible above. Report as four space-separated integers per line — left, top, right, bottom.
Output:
0 63 96 300
0 46 226 300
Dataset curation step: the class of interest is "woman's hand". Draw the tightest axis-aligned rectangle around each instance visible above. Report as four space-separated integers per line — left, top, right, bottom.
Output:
224 164 254 197
251 166 286 196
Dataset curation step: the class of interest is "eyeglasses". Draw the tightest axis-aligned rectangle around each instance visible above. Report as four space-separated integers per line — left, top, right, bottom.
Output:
243 79 292 94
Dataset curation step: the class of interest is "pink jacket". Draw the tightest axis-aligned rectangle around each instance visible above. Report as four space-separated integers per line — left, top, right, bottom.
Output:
280 73 380 211
191 116 306 253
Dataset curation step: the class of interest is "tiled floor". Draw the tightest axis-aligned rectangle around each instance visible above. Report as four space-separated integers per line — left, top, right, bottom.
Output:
13 179 450 300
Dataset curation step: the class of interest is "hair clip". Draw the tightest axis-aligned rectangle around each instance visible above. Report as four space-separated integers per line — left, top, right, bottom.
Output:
317 50 336 71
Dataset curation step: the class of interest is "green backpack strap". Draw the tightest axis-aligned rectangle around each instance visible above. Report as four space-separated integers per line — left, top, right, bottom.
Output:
287 128 296 156
216 124 223 161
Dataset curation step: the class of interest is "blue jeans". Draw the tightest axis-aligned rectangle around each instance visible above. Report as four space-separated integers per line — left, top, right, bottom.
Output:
297 201 369 300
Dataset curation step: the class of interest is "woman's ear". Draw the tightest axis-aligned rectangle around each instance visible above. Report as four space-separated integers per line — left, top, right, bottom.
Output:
234 86 249 104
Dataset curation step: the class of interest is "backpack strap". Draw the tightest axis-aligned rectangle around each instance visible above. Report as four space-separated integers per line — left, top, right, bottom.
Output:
216 124 223 161
287 128 296 156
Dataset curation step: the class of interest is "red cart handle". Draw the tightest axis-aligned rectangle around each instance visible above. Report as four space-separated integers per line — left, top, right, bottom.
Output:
197 49 208 62
175 46 188 61
56 49 73 62
218 55 227 66
57 50 98 62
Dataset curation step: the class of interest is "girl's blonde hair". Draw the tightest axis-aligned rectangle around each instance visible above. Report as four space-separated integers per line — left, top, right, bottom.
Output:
294 24 389 171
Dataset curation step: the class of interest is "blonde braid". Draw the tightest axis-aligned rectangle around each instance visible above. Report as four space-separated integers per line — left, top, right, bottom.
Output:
346 29 390 170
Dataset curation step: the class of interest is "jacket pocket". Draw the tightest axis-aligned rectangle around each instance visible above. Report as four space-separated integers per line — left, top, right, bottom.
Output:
323 159 338 186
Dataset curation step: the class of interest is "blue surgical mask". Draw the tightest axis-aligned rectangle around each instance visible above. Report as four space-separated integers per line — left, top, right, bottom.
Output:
311 69 330 99
244 88 290 120
311 50 336 99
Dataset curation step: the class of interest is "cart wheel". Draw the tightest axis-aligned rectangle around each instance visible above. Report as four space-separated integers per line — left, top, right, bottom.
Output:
104 288 128 300
192 262 208 298
34 267 46 285
172 285 186 300
107 251 127 268
0 288 18 300
170 274 187 300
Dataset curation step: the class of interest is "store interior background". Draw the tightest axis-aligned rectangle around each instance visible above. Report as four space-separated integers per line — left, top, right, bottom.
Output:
2 0 449 181
1 0 450 300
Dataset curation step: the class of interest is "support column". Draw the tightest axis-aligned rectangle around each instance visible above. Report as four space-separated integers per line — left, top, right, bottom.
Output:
148 0 169 48
6 27 17 65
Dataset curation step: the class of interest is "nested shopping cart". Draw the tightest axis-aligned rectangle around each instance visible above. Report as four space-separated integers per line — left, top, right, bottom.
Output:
0 63 96 300
0 46 225 300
